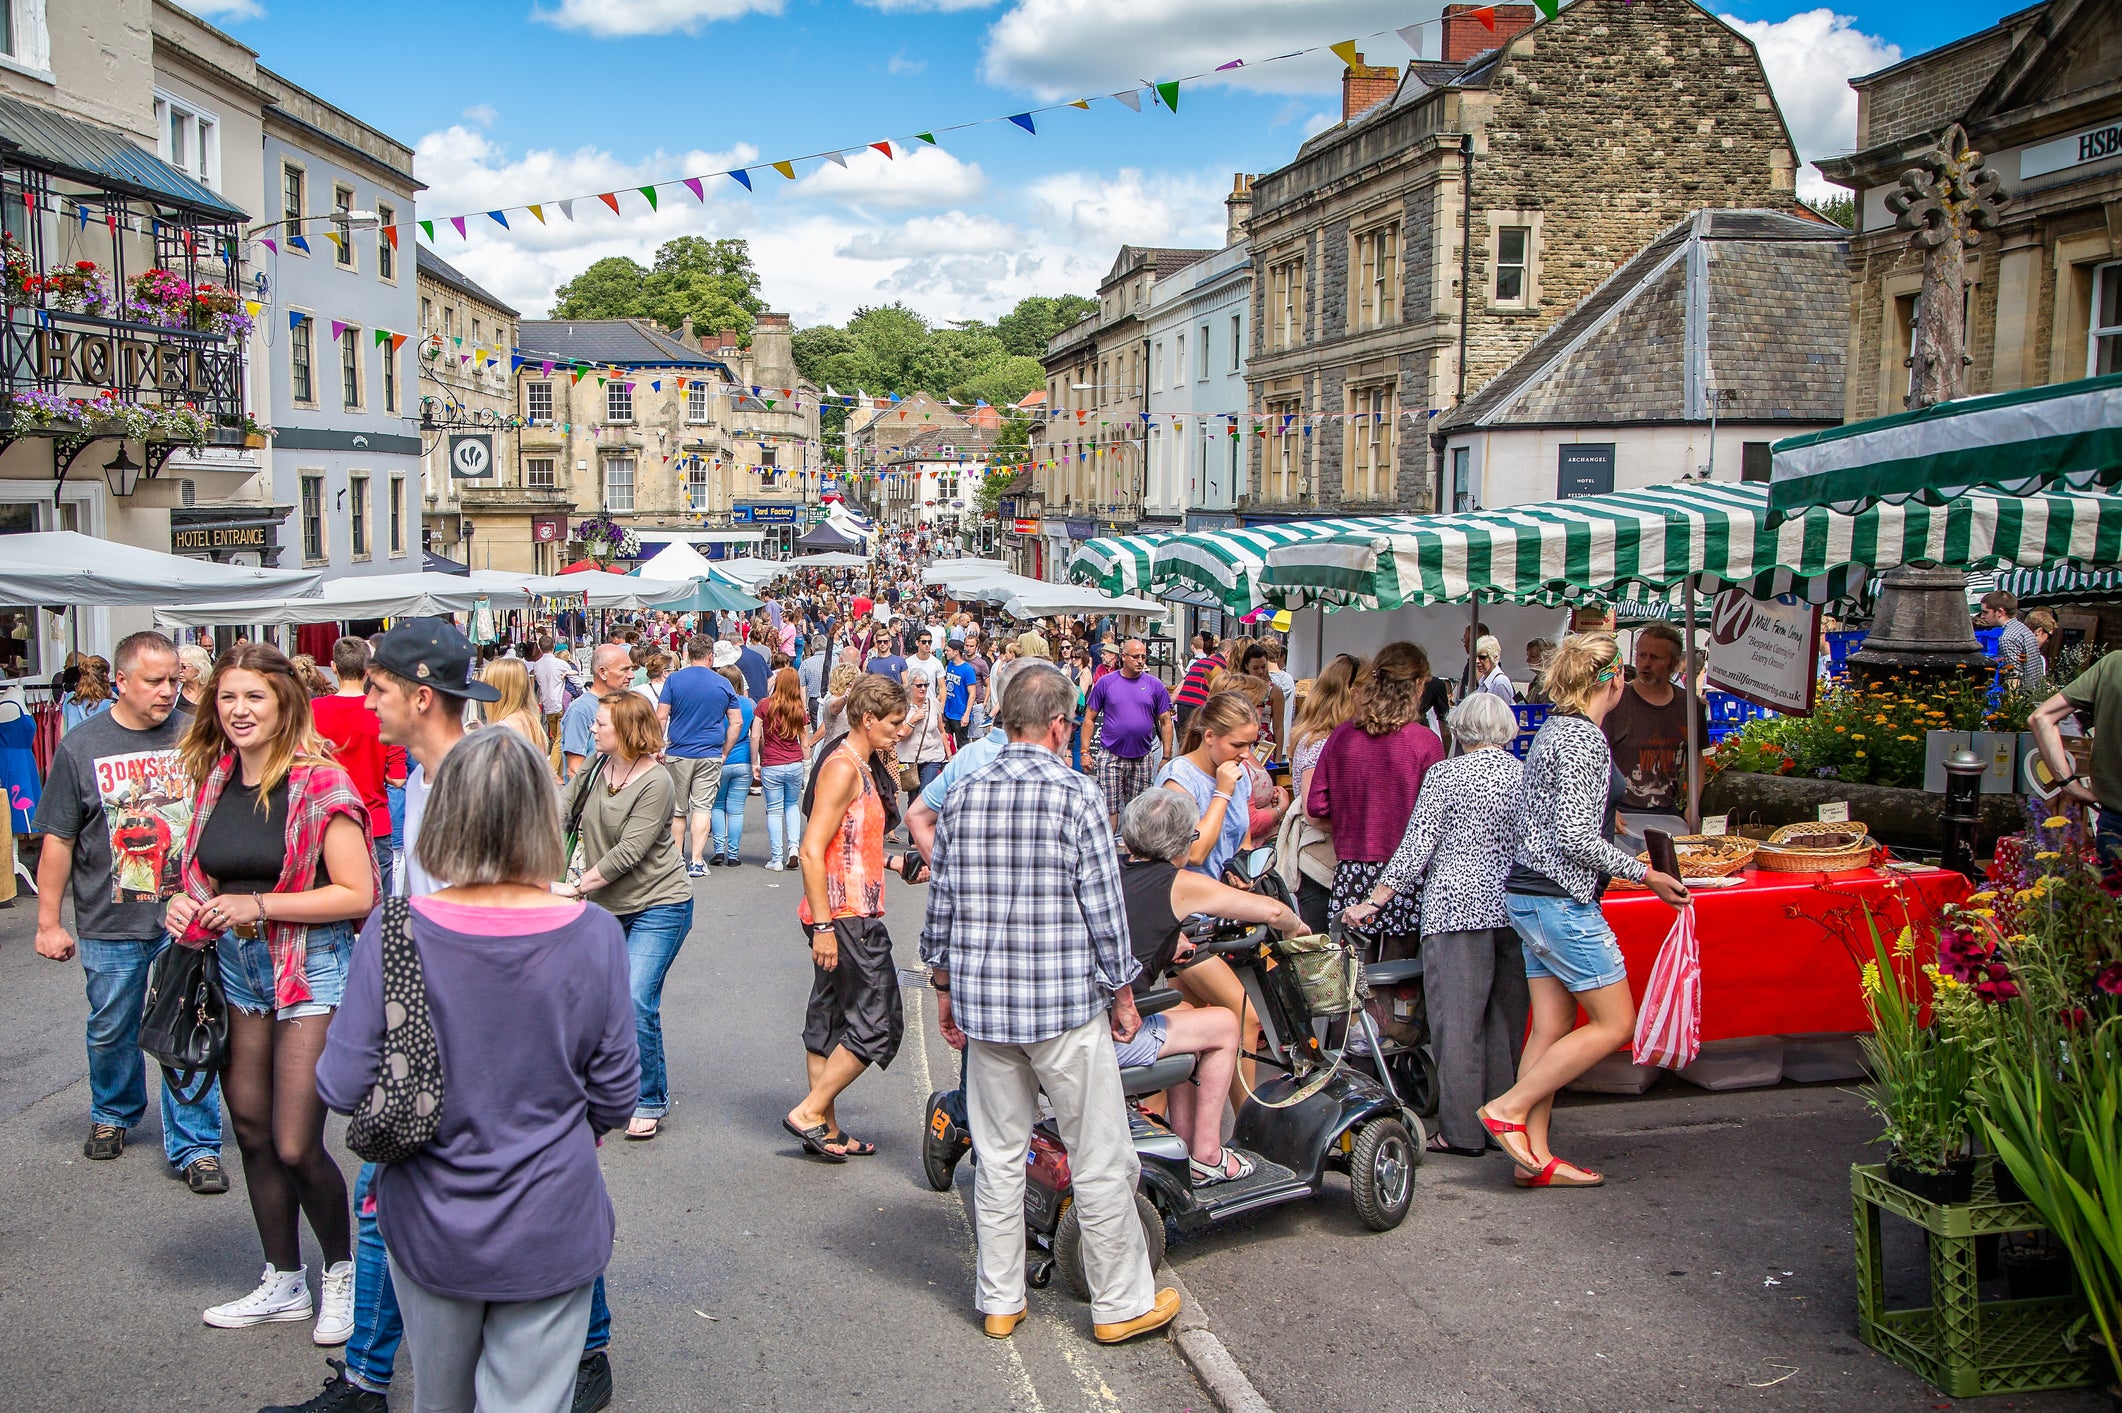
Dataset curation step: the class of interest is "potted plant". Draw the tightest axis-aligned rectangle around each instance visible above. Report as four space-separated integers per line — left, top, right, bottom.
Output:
37 259 112 316
1859 918 1986 1202
573 513 637 567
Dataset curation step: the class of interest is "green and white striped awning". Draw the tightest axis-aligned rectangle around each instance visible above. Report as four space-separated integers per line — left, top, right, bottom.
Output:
1769 373 2122 519
1068 534 1170 596
1150 516 1423 614
1260 480 2122 612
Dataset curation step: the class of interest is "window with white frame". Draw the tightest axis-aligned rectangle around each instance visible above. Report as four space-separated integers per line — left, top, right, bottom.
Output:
154 93 218 189
606 381 633 423
376 203 395 280
604 457 635 511
759 445 779 488
300 475 324 562
1452 446 1474 511
0 3 52 74
1345 383 1396 501
937 466 959 501
420 297 433 335
380 337 396 412
340 325 362 410
1495 226 1530 304
1197 323 1210 378
1267 398 1303 502
282 166 306 244
686 461 709 509
687 382 708 422
1353 222 1400 331
1229 313 1243 372
1175 334 1187 388
349 474 370 558
290 316 314 403
332 185 355 267
526 381 552 422
2090 262 2122 377
526 457 556 489
389 475 406 555
1152 340 1163 390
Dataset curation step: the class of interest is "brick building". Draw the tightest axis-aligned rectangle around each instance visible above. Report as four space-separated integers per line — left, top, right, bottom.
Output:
1242 0 1798 519
1818 0 2122 419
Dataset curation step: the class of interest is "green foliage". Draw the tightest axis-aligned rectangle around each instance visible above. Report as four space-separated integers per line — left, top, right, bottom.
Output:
995 294 1098 357
550 237 764 341
791 293 1086 409
1805 194 1857 229
1707 675 1994 789
1858 917 1985 1173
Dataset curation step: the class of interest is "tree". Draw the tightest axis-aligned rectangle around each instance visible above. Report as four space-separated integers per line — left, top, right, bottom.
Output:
549 237 764 339
1804 194 1856 229
996 294 1097 357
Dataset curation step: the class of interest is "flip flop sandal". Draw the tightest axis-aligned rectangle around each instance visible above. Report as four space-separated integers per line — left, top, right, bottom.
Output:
1476 1107 1539 1173
1428 1135 1487 1157
1514 1158 1605 1188
781 1117 848 1164
625 1118 661 1141
824 1131 877 1156
1190 1149 1257 1186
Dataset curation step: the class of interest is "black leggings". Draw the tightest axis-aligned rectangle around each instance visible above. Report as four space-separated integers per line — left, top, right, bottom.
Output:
222 1009 350 1272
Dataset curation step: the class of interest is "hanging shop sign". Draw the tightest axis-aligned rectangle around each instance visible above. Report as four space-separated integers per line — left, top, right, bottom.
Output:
734 504 802 525
1705 587 1821 715
1011 517 1039 536
172 523 269 553
448 433 495 479
531 515 568 543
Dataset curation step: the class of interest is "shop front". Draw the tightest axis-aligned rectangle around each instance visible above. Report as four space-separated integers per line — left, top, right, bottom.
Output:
733 502 806 556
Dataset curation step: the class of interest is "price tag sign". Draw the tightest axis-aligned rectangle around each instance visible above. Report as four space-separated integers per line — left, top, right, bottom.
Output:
1818 801 1850 823
1700 813 1729 836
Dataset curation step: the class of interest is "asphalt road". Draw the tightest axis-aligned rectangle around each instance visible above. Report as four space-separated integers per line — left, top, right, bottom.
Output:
1 791 2113 1413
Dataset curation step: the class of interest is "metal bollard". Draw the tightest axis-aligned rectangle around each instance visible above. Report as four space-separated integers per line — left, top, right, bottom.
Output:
1940 747 1986 881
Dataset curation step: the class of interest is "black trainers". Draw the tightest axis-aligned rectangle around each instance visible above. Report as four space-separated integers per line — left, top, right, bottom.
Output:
572 1351 613 1413
186 1153 230 1194
84 1123 124 1161
259 1360 387 1413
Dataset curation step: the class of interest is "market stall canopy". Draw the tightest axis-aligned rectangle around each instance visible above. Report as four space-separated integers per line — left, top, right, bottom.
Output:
1068 534 1171 597
1069 517 1428 615
513 570 691 610
635 541 748 589
647 578 764 614
922 560 1014 592
421 550 471 577
6 532 323 608
793 520 867 553
1260 480 2122 612
153 571 507 628
711 557 789 589
784 551 870 569
1767 372 2122 519
999 582 1164 620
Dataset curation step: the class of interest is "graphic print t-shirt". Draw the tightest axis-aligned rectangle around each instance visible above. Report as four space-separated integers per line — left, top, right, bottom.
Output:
1601 685 1709 814
31 708 191 938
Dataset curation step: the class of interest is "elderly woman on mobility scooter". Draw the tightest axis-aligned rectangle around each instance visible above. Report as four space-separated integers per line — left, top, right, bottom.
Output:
1115 790 1307 1185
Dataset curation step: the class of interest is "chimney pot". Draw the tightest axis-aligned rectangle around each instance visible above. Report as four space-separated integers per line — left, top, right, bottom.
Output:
1441 3 1538 64
1339 51 1400 123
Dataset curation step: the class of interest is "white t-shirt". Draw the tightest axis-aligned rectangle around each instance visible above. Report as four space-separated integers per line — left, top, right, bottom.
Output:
397 762 441 897
531 654 574 714
904 653 946 694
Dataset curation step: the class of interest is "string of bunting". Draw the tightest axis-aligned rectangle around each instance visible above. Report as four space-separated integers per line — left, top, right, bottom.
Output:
241 7 1555 253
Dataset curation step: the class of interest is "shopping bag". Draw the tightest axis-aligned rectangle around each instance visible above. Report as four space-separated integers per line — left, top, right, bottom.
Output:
1631 901 1701 1069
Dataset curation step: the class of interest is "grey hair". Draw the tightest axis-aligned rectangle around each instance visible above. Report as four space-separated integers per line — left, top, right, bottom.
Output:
1447 690 1517 750
999 661 1075 735
413 728 565 887
177 643 214 678
1473 634 1502 664
990 656 1056 719
1122 788 1198 863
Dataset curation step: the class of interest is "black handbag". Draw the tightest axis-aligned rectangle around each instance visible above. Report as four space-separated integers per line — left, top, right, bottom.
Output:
138 937 227 1105
347 898 446 1164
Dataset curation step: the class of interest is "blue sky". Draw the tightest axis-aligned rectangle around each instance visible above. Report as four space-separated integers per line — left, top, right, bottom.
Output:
188 0 2014 326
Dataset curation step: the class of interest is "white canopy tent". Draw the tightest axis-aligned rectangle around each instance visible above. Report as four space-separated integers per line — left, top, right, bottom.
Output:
520 571 691 610
635 541 748 588
154 571 509 628
784 551 871 569
711 557 790 590
4 532 323 608
922 559 1014 592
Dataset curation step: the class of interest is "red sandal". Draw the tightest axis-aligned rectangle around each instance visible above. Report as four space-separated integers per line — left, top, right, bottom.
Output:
1476 1107 1538 1173
1514 1157 1605 1188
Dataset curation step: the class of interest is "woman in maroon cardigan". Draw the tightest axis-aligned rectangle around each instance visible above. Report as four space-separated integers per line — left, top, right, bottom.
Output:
1306 642 1446 962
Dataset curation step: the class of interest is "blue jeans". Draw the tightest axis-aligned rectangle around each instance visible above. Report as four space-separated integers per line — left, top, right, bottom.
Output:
761 762 805 861
386 784 406 897
711 763 749 858
346 1163 611 1393
78 935 223 1168
618 900 695 1119
2097 807 2122 873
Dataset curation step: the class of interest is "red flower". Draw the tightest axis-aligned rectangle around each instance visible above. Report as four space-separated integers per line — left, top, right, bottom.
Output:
73 260 94 272
2096 963 2122 997
2060 1007 2090 1030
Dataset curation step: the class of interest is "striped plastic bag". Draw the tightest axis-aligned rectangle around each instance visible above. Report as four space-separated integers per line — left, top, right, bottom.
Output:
1631 902 1701 1069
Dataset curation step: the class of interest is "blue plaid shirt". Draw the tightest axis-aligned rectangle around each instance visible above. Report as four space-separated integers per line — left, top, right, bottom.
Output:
919 742 1139 1045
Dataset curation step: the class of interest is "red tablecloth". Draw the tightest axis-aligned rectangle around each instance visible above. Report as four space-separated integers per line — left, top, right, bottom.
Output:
1599 866 1970 1042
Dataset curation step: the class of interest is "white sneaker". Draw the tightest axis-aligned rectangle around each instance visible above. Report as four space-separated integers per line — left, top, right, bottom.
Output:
313 1260 355 1345
764 859 784 871
203 1264 311 1328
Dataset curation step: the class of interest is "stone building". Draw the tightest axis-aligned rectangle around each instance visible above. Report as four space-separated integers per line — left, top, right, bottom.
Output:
1243 0 1798 520
1819 0 2122 418
511 316 822 561
876 423 998 542
1436 209 1848 509
414 247 536 570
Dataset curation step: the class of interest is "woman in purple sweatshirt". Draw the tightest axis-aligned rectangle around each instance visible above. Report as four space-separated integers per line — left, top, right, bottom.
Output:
318 728 639 1413
1307 642 1446 963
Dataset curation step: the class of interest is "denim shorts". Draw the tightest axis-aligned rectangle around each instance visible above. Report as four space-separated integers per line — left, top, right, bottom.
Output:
1506 893 1628 994
1111 1012 1168 1069
218 919 355 1020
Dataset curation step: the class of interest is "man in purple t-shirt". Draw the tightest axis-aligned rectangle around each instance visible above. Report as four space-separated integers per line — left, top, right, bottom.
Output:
1079 639 1175 827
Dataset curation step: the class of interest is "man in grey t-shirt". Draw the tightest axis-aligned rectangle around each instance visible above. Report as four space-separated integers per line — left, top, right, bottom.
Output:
31 631 225 1191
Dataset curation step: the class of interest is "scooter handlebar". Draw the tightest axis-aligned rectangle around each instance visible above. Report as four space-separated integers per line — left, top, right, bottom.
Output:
1183 923 1271 960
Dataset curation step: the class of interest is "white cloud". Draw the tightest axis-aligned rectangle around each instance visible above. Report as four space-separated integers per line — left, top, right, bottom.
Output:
982 0 1431 101
1722 8 1899 199
179 0 265 17
836 212 1019 260
790 145 987 209
532 0 782 36
461 103 498 127
1300 110 1337 139
863 0 1000 11
886 51 927 77
1024 167 1226 253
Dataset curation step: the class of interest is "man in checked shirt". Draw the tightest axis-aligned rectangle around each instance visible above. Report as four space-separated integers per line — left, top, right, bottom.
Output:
920 667 1182 1346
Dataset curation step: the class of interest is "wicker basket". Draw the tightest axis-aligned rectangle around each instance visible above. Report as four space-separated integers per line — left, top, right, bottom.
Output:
1637 834 1758 879
1757 822 1876 873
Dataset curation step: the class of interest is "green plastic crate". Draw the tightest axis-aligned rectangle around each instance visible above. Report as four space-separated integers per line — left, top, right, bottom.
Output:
1852 1162 2100 1397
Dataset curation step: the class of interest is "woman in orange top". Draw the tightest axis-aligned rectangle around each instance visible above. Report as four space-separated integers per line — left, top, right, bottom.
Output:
785 673 909 1162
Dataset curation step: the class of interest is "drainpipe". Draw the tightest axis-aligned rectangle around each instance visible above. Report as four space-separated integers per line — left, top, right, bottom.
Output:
1457 133 1475 405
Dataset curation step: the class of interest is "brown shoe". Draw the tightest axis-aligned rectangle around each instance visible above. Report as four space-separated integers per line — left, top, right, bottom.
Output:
983 1307 1028 1339
1093 1288 1181 1344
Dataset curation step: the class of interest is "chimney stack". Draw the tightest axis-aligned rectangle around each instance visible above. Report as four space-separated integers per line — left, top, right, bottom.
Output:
717 328 739 354
751 311 794 390
1225 173 1254 246
1442 3 1538 64
679 314 695 348
1340 51 1400 123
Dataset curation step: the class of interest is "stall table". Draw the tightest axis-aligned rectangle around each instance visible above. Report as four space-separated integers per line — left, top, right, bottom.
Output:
1582 865 1971 1090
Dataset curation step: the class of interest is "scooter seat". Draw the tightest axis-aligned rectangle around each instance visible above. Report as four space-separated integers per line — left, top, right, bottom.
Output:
1365 958 1424 987
1119 1054 1197 1098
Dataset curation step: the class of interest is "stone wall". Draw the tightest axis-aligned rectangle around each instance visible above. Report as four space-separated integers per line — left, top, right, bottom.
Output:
1858 29 2012 149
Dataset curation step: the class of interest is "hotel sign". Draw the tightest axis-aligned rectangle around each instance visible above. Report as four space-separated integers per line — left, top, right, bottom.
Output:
173 524 270 552
2021 115 2122 181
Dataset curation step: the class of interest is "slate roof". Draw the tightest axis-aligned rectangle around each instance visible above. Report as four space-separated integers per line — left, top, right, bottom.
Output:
0 92 246 221
1439 209 1850 432
516 318 727 369
883 424 998 465
416 247 517 317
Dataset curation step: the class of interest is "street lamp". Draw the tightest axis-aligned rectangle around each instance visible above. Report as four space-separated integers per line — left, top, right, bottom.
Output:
102 445 142 498
246 210 381 241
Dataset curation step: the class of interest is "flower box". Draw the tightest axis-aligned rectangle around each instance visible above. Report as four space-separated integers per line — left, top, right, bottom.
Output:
1701 771 2025 851
1852 1161 2097 1397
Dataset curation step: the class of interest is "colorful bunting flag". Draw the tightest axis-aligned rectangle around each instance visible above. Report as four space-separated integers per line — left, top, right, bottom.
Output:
684 177 704 202
418 220 434 242
1533 0 1558 15
259 237 277 254
374 328 391 346
384 226 399 249
826 152 847 168
323 231 345 253
1007 113 1036 134
488 210 508 228
330 320 347 341
772 160 794 180
1069 101 1090 111
288 311 307 330
558 199 574 220
1472 5 1497 31
871 141 894 159
916 132 938 145
1112 90 1142 112
390 334 406 353
597 192 621 215
288 234 310 253
528 205 545 224
1330 39 1361 66
1155 80 1180 111
450 216 468 238
729 169 753 191
638 186 658 210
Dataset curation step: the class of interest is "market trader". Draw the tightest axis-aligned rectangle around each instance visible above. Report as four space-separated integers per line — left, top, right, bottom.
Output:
2031 653 2122 866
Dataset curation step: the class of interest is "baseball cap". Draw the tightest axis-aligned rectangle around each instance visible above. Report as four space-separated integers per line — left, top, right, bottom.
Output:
372 619 502 702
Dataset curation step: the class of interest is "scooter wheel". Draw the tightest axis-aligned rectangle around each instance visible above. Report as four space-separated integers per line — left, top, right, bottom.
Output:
1054 1192 1166 1302
1348 1117 1417 1231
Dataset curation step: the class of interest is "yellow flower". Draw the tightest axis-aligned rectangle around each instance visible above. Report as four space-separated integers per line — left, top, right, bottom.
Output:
1861 959 1882 994
2036 850 2061 861
1969 891 1997 902
2043 815 2070 829
1856 750 1867 758
1853 733 1866 741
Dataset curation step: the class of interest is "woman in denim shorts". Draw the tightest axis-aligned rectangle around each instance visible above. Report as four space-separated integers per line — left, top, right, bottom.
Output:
167 644 379 1343
1477 633 1689 1188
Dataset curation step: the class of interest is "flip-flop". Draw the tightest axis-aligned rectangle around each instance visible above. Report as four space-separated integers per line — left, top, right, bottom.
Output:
823 1130 877 1157
1476 1107 1539 1173
624 1118 660 1141
782 1117 847 1163
1514 1157 1605 1188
